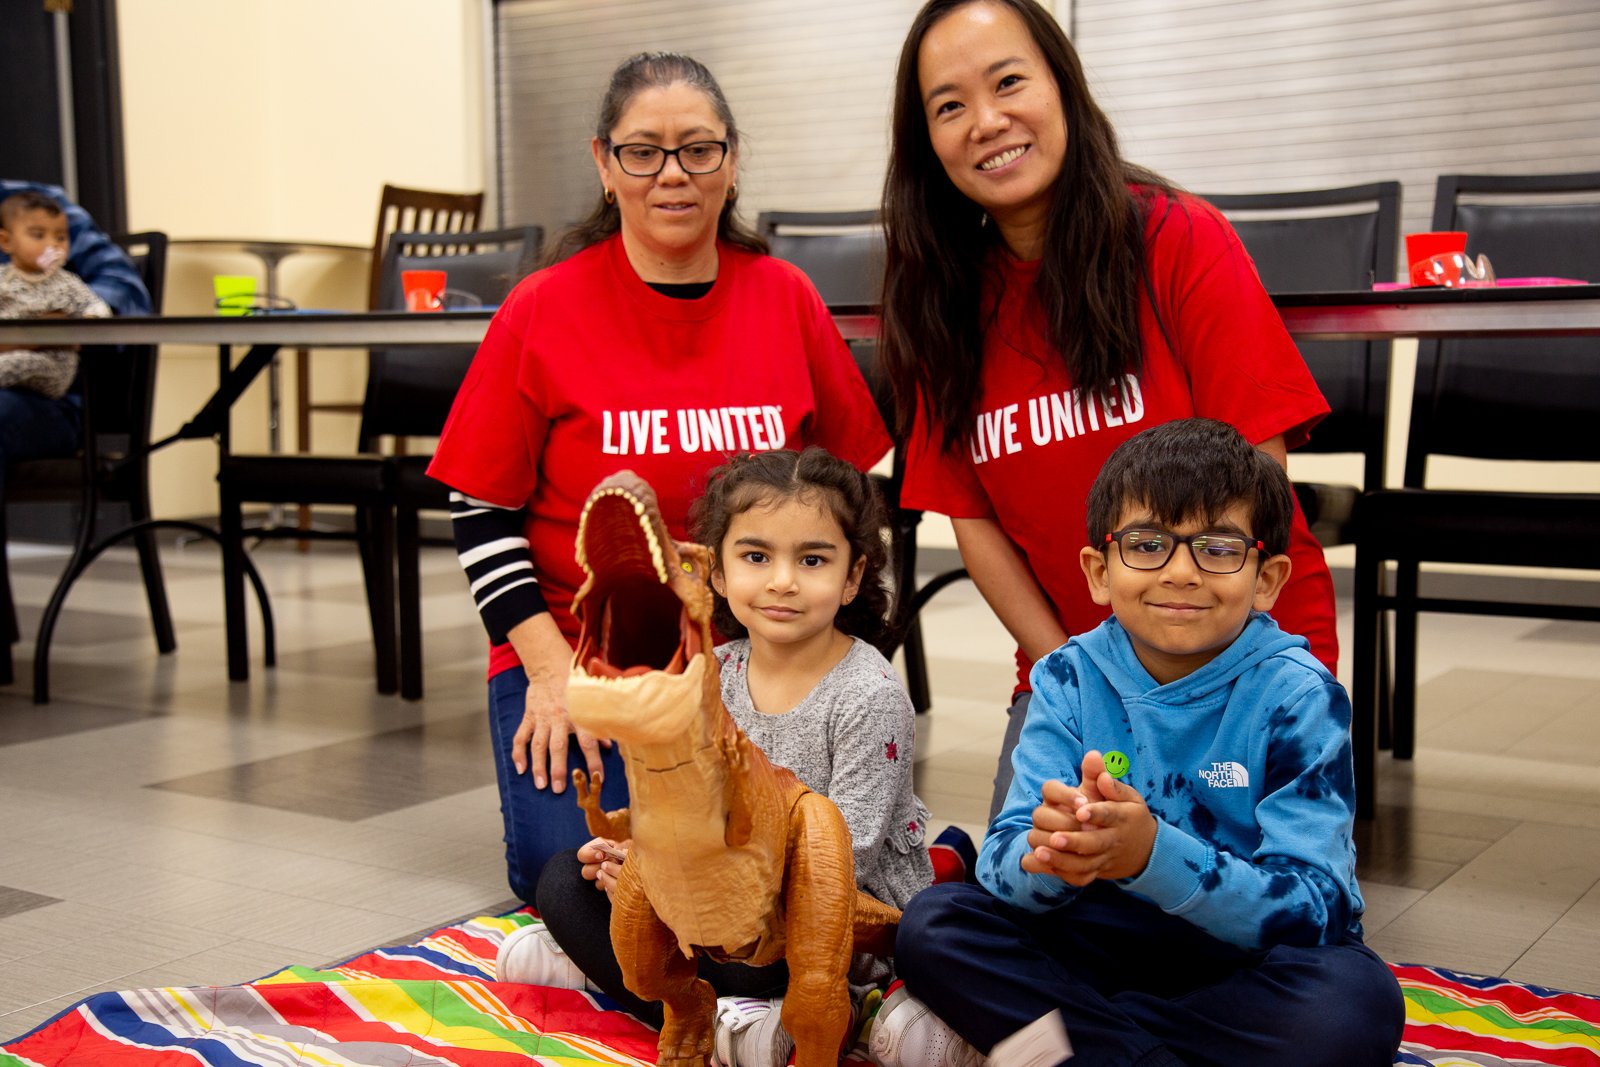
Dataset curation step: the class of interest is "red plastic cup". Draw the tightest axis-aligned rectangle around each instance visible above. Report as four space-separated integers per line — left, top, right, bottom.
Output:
1404 231 1467 272
401 269 447 312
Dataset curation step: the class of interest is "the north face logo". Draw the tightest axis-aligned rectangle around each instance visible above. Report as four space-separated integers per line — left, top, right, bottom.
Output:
1198 761 1250 788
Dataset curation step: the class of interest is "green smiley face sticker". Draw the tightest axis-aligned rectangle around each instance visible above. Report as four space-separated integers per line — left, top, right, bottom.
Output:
1104 751 1130 779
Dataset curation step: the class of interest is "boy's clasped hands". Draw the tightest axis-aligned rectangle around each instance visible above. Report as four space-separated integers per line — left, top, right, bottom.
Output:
1022 749 1157 885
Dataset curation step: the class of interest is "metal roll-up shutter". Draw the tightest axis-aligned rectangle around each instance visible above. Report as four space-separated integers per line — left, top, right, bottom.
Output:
493 0 926 241
1073 0 1600 258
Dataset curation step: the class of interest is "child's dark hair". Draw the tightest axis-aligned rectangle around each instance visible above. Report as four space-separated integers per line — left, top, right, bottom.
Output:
690 447 891 647
1086 418 1294 555
0 191 63 228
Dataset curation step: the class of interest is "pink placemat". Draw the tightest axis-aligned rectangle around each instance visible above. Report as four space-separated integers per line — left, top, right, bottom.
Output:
1373 277 1588 291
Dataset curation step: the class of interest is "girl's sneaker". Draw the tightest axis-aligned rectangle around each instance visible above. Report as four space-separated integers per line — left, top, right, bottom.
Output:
712 996 794 1067
867 984 982 1067
494 923 594 990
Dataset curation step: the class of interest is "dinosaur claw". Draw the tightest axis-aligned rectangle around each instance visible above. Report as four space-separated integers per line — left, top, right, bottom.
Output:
656 1034 713 1067
575 769 606 803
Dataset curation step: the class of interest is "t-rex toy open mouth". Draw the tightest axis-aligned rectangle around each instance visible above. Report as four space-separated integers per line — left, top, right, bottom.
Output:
567 474 718 752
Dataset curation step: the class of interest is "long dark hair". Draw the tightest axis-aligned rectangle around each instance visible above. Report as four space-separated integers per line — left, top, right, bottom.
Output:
880 0 1175 451
547 51 768 265
690 448 891 649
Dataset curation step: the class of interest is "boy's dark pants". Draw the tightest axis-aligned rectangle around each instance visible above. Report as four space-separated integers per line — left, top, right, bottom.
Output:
897 881 1404 1067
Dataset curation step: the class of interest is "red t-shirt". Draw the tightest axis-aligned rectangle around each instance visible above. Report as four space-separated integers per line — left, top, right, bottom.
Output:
428 235 891 679
901 191 1338 683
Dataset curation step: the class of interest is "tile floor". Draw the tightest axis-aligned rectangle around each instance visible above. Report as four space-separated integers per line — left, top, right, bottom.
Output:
3 535 1600 1040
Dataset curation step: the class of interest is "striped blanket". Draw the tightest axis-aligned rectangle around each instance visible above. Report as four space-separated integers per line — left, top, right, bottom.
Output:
1394 964 1600 1066
3 912 1597 1065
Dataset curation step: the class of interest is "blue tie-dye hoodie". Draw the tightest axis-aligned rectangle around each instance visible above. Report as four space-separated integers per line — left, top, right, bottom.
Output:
977 612 1364 950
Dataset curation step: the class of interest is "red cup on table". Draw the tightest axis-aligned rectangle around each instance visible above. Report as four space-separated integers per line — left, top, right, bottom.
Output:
401 269 447 312
1405 231 1467 271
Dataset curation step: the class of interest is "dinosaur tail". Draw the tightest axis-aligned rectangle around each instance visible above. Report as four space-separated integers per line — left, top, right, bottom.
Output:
852 892 901 958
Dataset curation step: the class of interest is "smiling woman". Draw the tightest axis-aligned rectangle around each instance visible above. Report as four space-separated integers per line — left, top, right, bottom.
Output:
915 1 1067 259
876 0 1342 823
426 51 890 912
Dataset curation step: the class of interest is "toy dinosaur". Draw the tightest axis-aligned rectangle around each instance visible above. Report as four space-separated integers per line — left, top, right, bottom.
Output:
565 471 900 1067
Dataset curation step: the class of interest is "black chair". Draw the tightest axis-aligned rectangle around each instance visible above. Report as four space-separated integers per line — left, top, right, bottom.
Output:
0 232 174 699
218 226 540 699
295 184 483 467
1350 171 1600 815
757 210 884 306
1205 182 1401 545
373 227 542 699
757 210 962 712
1207 183 1401 753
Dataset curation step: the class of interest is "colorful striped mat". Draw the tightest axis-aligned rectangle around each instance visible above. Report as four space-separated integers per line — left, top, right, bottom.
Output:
2 911 1596 1065
1394 964 1600 1066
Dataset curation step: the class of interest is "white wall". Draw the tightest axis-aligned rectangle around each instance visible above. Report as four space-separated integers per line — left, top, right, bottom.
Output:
118 0 487 517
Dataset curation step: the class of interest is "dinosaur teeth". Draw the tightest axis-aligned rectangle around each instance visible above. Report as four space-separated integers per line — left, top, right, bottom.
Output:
574 483 671 584
584 657 660 680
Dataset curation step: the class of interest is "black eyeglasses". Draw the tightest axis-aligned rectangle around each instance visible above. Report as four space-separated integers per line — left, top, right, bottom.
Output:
609 140 729 177
1102 527 1263 575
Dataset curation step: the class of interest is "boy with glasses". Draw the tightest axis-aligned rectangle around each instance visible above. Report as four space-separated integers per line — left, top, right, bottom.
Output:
873 418 1402 1067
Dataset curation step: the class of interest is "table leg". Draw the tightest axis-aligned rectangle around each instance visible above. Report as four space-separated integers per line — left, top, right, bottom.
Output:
295 346 313 550
263 259 286 530
217 343 252 682
1352 545 1382 819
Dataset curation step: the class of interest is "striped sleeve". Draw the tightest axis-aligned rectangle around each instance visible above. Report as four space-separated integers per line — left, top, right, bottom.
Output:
449 491 548 645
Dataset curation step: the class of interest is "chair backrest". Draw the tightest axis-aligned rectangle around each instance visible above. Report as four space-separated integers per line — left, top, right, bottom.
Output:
1408 172 1600 484
756 210 884 307
367 184 485 310
360 226 542 447
83 231 167 449
1204 182 1400 493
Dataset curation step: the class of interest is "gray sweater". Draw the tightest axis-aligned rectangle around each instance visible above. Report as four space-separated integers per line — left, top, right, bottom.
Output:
716 637 935 910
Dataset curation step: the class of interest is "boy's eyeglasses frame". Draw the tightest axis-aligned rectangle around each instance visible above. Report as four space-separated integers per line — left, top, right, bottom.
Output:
1101 527 1265 575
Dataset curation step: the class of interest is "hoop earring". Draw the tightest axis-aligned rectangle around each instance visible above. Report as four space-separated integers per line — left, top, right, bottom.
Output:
726 183 738 201
604 188 616 205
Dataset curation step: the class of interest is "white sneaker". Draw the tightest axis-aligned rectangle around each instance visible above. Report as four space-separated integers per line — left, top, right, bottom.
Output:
495 922 592 990
711 996 794 1067
868 985 983 1067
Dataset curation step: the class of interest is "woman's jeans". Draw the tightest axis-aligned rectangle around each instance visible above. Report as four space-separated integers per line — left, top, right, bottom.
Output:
488 665 630 906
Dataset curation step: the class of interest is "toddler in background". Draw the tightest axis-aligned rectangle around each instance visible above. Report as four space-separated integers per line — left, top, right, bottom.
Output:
0 190 111 400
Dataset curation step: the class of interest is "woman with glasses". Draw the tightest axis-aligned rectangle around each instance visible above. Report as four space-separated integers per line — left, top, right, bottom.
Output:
429 52 888 909
877 0 1340 820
